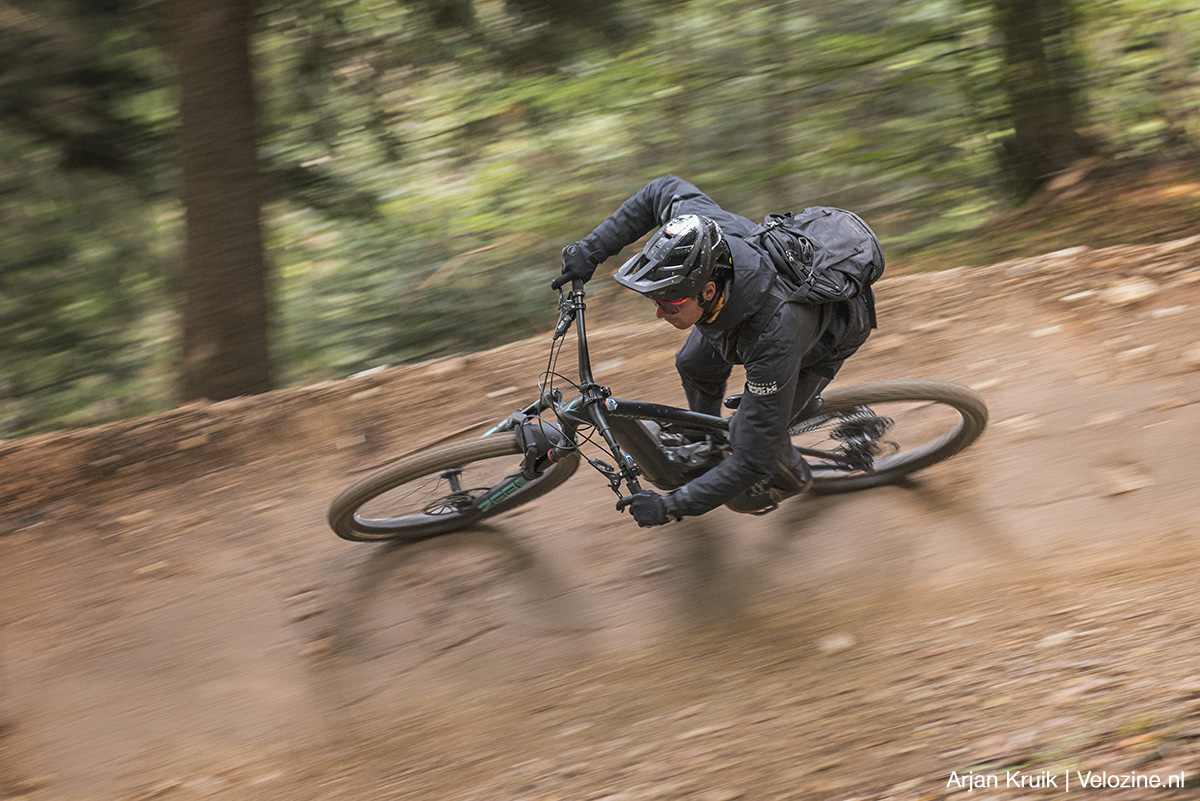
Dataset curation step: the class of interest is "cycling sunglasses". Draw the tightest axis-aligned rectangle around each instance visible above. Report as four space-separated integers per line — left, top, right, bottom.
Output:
652 297 688 315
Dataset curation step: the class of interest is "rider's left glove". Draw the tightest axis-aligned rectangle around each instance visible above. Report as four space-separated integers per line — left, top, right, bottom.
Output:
551 242 598 290
616 490 678 528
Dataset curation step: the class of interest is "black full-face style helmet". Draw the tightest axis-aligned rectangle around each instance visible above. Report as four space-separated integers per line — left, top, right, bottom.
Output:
614 214 728 302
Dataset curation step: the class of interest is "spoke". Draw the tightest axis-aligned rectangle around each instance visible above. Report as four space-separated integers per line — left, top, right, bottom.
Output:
422 487 492 516
796 400 963 478
793 408 893 474
359 456 523 521
386 474 444 504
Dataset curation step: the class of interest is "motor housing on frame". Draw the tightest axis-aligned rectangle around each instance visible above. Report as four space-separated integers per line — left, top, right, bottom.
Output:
514 416 568 478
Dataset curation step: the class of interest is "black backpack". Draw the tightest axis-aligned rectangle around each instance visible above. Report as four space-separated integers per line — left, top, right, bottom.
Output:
747 207 884 328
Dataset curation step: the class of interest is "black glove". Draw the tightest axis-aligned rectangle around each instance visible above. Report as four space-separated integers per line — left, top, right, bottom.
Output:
616 490 677 528
551 243 598 291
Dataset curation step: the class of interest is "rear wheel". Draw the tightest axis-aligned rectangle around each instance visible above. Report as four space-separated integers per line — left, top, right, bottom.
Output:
794 379 988 494
328 433 579 542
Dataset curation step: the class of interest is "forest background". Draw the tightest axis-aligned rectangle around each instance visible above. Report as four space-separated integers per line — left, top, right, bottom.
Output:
2 0 1199 437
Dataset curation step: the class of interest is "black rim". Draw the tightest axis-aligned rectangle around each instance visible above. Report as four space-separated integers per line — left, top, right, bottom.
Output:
795 401 965 480
351 461 517 533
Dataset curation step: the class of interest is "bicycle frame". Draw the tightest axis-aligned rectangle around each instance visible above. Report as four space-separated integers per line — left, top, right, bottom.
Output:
480 279 862 502
330 278 987 540
480 280 732 500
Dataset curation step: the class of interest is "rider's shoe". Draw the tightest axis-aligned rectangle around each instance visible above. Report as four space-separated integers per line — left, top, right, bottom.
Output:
725 450 813 515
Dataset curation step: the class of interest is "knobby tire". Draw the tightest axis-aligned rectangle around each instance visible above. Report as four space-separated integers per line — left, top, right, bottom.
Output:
328 432 580 542
806 379 988 494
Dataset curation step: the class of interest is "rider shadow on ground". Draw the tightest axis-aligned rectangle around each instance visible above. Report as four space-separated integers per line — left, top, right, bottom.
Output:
307 523 598 719
317 515 756 696
329 523 594 652
667 515 749 627
762 470 1029 612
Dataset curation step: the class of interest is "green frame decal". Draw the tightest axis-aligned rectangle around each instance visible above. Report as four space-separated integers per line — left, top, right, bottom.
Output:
476 474 529 512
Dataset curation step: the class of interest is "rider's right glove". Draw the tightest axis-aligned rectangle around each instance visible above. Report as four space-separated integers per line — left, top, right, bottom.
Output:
616 490 679 528
551 242 598 291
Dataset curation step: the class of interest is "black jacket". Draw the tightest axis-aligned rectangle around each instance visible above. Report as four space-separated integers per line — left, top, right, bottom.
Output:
579 175 874 516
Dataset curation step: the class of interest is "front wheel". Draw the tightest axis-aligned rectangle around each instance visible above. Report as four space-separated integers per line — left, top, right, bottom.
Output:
328 432 580 542
795 379 988 494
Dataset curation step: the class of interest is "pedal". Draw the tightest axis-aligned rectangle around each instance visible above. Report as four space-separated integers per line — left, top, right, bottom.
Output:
725 499 779 515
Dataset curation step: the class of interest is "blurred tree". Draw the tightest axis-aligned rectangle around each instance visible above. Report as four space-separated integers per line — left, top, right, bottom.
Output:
993 0 1088 196
0 0 167 181
0 0 174 435
3 0 1198 434
175 0 272 399
480 0 634 70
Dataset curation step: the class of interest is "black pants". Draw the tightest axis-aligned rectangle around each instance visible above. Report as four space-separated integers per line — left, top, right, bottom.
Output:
675 328 843 425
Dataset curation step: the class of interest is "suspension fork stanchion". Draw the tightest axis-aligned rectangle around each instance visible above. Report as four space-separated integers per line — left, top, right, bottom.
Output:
589 404 644 495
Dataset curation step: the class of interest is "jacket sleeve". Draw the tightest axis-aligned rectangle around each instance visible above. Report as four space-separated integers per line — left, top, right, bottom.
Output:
666 311 803 517
577 175 727 263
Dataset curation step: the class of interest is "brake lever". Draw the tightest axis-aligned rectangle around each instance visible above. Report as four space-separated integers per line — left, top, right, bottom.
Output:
553 288 583 341
553 310 573 341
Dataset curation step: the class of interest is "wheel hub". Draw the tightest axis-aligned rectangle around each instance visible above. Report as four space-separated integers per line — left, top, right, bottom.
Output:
423 488 489 515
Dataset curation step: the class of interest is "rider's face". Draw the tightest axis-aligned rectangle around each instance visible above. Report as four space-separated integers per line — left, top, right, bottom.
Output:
655 297 702 328
654 282 716 329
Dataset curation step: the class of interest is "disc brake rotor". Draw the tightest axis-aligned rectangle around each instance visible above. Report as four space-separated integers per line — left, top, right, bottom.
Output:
423 488 490 515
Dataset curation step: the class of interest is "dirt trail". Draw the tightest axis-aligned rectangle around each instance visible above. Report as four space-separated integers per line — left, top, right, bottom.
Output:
3 239 1200 800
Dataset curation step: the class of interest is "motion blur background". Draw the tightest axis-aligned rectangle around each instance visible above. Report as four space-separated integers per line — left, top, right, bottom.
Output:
3 0 1199 437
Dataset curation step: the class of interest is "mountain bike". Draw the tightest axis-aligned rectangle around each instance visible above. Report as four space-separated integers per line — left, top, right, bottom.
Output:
328 279 988 542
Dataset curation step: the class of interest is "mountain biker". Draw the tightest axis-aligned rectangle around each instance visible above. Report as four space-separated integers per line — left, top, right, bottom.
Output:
552 175 880 527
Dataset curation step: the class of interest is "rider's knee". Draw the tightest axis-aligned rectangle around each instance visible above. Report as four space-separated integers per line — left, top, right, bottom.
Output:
675 347 702 382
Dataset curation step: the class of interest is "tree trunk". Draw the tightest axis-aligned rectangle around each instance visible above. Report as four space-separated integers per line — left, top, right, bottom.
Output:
175 0 272 400
994 0 1085 197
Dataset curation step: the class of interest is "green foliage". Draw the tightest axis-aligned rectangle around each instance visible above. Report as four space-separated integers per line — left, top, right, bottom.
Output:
0 2 175 435
2 0 1199 435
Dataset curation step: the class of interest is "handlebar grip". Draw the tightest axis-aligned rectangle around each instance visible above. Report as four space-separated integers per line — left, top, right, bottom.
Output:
549 274 588 292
